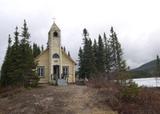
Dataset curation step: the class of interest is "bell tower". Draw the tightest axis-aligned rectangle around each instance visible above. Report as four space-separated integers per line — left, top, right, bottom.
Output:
48 22 62 83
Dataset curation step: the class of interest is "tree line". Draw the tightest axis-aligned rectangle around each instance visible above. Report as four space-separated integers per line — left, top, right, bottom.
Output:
78 27 127 79
0 20 43 87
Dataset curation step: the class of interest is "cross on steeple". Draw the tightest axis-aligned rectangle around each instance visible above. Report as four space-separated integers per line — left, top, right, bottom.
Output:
52 17 56 23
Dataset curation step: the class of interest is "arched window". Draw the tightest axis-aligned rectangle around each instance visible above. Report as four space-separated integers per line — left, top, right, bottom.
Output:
53 53 59 58
53 31 58 37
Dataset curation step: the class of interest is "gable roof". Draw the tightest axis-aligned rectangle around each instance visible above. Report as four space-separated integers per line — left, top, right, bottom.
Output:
35 48 76 65
61 48 77 65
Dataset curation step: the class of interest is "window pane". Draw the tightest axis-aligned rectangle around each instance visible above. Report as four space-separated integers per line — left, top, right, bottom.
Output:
37 66 45 77
53 53 59 58
41 67 44 76
63 66 69 75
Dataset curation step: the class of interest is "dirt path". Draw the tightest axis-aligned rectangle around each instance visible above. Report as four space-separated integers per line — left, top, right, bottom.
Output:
0 85 117 114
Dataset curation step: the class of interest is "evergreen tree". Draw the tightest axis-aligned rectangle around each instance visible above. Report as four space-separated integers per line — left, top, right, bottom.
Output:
87 39 97 76
78 27 127 80
78 47 85 79
82 28 96 78
83 28 89 37
9 26 23 85
68 51 70 57
1 20 39 87
109 27 126 71
33 43 41 58
155 55 160 87
21 20 30 44
103 33 112 73
156 55 160 77
109 27 117 71
97 35 105 72
93 39 98 70
0 35 12 86
115 32 126 71
78 28 96 79
82 28 90 78
20 20 38 86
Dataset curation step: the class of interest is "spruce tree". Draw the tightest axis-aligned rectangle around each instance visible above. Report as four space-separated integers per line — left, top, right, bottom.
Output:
155 55 160 87
20 20 38 86
33 43 41 58
68 51 70 57
109 27 126 71
1 21 39 87
78 27 127 80
82 28 97 78
97 35 105 72
156 55 160 77
82 28 90 78
103 33 112 73
0 35 12 86
93 39 98 70
109 27 117 71
115 32 126 71
9 26 23 85
78 47 85 79
88 38 97 76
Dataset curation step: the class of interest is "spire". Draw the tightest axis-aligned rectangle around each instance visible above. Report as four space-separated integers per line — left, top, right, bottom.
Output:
49 20 60 32
52 17 56 23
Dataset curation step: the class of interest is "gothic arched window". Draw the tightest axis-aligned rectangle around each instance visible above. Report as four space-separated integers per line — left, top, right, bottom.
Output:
53 31 58 37
53 53 59 58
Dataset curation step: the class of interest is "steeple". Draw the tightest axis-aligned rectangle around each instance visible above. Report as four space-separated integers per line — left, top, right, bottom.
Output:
48 20 62 82
49 22 60 32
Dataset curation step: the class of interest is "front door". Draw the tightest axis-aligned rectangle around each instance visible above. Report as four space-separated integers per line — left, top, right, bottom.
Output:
53 65 60 80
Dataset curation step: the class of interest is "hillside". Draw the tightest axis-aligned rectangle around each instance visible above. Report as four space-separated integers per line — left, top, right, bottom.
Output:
130 60 156 78
133 60 156 72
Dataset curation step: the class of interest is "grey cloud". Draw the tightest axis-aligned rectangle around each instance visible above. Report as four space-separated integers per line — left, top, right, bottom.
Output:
0 0 160 69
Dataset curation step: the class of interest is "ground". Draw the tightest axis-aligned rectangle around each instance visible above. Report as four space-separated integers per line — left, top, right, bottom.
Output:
0 85 117 114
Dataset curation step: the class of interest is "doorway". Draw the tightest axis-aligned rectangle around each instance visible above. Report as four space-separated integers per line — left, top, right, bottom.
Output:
53 65 60 80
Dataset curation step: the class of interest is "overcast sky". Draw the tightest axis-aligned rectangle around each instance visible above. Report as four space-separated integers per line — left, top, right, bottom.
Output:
0 0 160 69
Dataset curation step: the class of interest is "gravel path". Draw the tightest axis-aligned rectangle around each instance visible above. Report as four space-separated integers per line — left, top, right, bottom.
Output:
0 85 117 114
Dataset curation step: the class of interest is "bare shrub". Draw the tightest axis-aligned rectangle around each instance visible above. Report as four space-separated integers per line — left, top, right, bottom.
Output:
0 86 24 98
87 72 160 114
86 72 114 88
119 81 140 102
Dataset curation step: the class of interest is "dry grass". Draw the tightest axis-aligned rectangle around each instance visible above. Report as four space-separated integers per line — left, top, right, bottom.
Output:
87 77 160 114
0 86 24 98
0 85 117 114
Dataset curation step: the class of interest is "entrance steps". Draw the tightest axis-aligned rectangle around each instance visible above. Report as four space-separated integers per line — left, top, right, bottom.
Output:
57 79 67 86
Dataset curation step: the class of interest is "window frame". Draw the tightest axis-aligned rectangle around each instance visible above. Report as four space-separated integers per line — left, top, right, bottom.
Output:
37 66 45 77
62 66 69 76
53 53 60 58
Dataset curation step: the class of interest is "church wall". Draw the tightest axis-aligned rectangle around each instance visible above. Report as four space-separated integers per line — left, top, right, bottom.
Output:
35 49 49 83
67 62 76 83
62 51 76 83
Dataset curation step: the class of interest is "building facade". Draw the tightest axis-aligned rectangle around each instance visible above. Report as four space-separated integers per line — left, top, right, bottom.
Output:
35 22 76 84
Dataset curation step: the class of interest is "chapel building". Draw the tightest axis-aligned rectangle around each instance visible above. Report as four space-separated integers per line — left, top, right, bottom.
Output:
35 22 76 84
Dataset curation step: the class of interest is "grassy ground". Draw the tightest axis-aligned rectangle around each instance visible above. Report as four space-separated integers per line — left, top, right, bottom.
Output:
87 78 160 114
0 84 117 114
